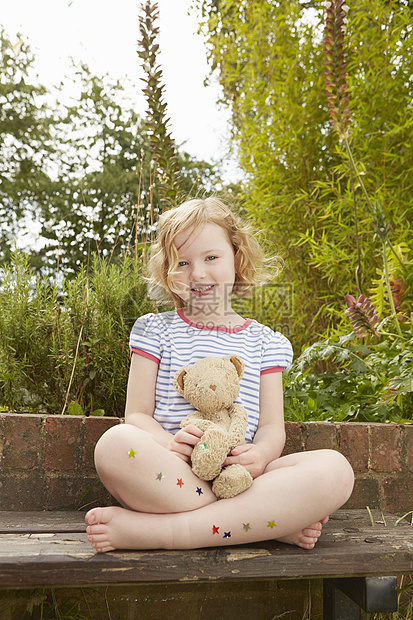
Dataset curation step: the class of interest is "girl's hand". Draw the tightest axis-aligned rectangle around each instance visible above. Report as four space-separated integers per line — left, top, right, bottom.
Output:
223 444 266 479
168 424 204 463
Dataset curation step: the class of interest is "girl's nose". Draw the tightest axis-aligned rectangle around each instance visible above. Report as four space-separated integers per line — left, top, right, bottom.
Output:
190 261 206 281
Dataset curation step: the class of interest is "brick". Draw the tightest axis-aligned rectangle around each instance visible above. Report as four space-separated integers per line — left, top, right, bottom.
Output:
404 425 413 472
1 414 43 470
304 421 337 451
370 424 403 473
0 415 4 461
383 475 413 514
343 475 382 510
83 416 121 470
339 423 369 473
282 422 303 456
45 474 115 511
43 416 82 471
0 471 46 510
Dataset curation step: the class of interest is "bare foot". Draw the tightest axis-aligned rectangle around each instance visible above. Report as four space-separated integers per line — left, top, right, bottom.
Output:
85 506 170 553
276 516 329 550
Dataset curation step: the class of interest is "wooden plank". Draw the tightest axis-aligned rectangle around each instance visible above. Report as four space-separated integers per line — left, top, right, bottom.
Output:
0 508 406 534
0 510 412 588
0 511 86 534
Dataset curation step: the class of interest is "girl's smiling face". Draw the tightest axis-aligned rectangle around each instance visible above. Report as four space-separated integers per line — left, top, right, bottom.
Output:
172 223 237 321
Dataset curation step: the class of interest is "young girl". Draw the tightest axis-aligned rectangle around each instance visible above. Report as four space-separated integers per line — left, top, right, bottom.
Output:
86 197 354 553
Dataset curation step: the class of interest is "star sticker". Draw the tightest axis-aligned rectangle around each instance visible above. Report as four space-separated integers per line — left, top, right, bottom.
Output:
177 478 184 488
196 487 203 496
267 520 277 529
242 523 252 532
200 441 207 450
156 472 164 481
223 532 231 538
127 448 137 458
210 525 220 535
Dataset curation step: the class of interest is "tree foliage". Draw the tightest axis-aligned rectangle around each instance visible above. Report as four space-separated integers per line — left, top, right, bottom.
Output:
0 30 220 273
0 30 53 251
196 0 413 349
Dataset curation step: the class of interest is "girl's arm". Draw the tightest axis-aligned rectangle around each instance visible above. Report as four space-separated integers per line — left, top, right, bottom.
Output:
125 353 203 461
223 371 286 478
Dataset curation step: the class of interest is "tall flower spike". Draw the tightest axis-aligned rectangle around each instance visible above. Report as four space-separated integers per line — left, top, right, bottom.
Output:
324 0 351 140
345 294 381 337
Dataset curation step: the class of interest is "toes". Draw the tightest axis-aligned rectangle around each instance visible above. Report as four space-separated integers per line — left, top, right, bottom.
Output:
302 527 321 539
86 524 108 536
95 544 115 553
85 509 98 525
85 507 113 526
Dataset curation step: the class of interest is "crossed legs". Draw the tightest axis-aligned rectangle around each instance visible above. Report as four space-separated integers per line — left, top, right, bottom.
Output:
86 424 354 552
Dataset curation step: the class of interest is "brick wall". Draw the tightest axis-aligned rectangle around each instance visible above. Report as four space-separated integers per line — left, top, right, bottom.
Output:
1 413 412 513
283 421 413 515
0 413 120 511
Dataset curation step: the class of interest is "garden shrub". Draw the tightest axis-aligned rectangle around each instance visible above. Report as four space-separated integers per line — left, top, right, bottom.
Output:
0 251 158 415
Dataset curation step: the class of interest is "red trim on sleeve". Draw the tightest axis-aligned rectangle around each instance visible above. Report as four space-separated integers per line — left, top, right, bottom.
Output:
260 366 285 375
130 347 160 364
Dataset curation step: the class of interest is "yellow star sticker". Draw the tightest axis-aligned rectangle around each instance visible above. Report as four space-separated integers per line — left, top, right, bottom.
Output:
127 448 137 458
267 520 276 529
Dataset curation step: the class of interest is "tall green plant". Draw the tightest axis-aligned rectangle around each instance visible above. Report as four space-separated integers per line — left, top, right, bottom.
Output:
196 0 413 349
0 251 156 415
138 0 186 209
324 0 404 337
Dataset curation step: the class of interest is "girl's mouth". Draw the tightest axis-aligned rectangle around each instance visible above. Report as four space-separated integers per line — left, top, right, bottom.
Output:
191 284 214 297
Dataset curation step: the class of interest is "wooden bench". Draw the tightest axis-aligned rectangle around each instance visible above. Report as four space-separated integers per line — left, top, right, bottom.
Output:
1 508 412 619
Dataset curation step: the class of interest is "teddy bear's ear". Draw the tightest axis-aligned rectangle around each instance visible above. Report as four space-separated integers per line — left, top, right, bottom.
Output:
173 367 189 395
227 355 245 379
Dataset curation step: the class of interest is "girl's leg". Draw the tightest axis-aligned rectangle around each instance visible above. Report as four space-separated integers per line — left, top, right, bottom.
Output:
86 448 354 552
92 423 217 513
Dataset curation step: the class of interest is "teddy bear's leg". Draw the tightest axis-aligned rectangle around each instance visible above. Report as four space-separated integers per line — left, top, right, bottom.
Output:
191 427 229 481
212 464 253 499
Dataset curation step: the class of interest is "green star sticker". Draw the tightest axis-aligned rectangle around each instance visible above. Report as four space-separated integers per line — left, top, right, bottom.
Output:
242 523 252 532
156 472 164 481
267 520 277 529
200 441 207 450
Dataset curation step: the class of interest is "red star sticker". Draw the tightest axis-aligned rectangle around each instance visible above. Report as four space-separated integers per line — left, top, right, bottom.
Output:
210 524 219 535
177 478 184 488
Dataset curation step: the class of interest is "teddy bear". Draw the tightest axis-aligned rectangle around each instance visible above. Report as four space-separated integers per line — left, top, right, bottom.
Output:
173 355 253 499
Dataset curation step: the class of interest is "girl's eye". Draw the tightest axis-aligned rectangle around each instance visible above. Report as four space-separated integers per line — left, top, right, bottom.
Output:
178 261 188 267
206 255 217 261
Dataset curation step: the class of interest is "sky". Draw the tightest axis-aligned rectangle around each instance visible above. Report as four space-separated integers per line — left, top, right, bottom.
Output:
1 0 238 178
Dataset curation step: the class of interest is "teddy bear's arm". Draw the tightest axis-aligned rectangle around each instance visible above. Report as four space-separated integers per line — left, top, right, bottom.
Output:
181 414 223 434
227 403 249 450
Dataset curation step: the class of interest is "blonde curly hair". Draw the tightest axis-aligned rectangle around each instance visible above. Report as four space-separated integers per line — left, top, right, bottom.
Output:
148 197 282 307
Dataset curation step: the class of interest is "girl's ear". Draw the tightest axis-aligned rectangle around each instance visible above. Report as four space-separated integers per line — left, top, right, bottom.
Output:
174 367 189 395
228 355 245 379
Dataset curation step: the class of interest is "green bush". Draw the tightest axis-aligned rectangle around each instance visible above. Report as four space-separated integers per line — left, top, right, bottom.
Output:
284 319 413 425
0 251 157 415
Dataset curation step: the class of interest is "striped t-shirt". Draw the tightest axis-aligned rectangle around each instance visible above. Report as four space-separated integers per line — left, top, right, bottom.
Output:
129 309 293 442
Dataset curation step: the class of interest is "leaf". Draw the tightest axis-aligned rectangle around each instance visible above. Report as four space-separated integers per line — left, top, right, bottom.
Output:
91 409 105 416
349 357 368 372
67 400 83 416
338 332 357 346
350 344 372 355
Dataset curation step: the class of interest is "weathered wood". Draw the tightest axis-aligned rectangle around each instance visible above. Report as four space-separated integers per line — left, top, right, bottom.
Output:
0 511 86 534
0 510 412 589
